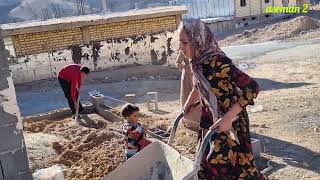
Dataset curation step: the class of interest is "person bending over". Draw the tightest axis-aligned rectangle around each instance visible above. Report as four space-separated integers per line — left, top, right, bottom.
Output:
58 64 90 118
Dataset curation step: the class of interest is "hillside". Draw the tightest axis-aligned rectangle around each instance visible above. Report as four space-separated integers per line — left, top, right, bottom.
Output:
0 0 170 24
0 0 101 23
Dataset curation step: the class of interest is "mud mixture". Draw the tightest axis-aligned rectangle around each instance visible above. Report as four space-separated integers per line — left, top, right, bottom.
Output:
24 114 125 180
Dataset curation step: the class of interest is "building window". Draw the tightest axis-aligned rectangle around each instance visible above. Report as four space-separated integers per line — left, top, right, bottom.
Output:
240 0 246 7
265 0 270 3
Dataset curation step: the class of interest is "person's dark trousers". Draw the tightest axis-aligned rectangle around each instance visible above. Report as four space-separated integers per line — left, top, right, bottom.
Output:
58 77 84 115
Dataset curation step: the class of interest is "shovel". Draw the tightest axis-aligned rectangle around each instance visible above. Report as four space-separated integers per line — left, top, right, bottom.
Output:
74 89 80 122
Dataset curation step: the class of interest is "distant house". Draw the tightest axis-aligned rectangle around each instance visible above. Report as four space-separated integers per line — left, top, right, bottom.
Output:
173 0 313 34
173 0 235 35
298 0 311 7
100 0 315 35
262 0 274 14
233 0 312 28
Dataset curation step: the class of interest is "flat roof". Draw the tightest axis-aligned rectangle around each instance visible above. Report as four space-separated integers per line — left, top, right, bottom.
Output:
0 6 187 37
201 16 234 23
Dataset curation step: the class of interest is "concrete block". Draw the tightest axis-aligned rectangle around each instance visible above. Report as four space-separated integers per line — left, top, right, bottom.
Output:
89 92 105 108
23 103 93 122
83 103 95 113
0 148 30 178
125 94 136 104
0 110 18 127
0 125 24 152
146 92 159 111
96 107 122 122
23 111 54 122
49 108 72 120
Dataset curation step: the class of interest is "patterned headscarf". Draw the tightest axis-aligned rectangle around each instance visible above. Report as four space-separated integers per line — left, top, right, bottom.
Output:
181 19 226 124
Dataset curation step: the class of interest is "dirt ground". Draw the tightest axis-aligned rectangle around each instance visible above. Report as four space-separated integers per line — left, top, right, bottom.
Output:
24 53 320 179
22 15 320 179
24 114 125 180
23 108 199 180
220 16 320 46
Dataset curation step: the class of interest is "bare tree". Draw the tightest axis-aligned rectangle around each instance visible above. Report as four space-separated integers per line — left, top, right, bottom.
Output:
41 8 50 20
56 4 62 18
81 0 86 15
51 3 57 18
76 0 80 15
26 2 39 20
51 3 62 18
76 0 86 15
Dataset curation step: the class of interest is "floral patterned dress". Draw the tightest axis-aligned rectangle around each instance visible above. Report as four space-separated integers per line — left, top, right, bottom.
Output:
197 55 266 180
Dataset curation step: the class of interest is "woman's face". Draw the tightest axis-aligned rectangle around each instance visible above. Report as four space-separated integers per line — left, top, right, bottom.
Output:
179 30 193 60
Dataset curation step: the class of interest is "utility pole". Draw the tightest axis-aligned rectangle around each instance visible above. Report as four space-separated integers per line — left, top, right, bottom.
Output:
51 3 57 18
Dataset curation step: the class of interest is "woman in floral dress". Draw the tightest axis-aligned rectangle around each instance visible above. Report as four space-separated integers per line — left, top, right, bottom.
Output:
179 19 266 180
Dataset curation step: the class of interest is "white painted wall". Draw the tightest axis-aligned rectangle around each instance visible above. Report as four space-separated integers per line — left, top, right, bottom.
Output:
8 31 180 84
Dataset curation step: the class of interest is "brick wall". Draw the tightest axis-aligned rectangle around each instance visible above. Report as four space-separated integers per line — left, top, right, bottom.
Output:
89 16 178 41
13 28 83 56
12 15 179 57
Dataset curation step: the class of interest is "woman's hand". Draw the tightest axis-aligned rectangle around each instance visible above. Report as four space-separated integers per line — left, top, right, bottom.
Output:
182 89 199 113
175 51 186 71
210 102 243 132
183 101 200 114
218 115 233 132
183 105 194 114
210 116 233 132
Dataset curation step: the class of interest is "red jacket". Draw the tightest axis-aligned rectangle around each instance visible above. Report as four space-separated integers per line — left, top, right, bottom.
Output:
58 64 82 103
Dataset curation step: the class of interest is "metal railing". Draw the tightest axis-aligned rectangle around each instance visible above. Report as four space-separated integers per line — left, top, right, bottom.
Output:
175 0 235 19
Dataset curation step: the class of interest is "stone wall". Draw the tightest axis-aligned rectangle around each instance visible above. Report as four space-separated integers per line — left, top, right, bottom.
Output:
0 29 32 180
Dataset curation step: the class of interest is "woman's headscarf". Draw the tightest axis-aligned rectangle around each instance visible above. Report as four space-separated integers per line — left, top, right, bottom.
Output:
181 19 226 124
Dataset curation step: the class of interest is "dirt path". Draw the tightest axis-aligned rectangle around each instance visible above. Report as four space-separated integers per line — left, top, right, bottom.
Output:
241 55 320 179
112 38 320 179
